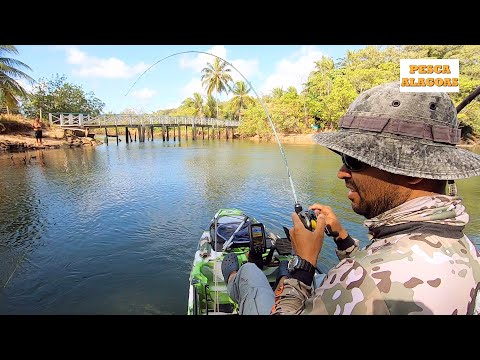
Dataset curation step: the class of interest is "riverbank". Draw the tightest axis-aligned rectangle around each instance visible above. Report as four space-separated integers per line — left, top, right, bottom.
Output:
0 115 102 152
1 115 479 150
244 133 317 144
243 132 480 148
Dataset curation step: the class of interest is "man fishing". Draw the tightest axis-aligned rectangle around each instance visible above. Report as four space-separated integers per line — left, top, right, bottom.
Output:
221 82 480 315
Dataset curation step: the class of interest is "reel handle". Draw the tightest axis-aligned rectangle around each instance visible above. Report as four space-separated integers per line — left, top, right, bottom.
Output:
294 203 337 237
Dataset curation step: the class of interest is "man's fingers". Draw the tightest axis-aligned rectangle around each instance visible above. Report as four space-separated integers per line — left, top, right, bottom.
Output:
291 212 303 226
308 203 323 211
314 213 326 235
308 204 333 217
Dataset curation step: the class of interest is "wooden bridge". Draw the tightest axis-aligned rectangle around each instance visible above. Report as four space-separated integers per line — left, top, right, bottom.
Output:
48 113 240 143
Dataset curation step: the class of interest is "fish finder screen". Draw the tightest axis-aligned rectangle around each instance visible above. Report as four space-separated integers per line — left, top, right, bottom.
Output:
251 225 264 246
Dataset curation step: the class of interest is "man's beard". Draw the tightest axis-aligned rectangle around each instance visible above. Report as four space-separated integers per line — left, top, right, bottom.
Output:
348 178 409 219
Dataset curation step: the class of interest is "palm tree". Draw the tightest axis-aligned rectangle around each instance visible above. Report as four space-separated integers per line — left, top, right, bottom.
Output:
0 45 34 114
271 87 284 99
182 92 204 117
204 95 217 119
229 80 255 121
201 58 233 118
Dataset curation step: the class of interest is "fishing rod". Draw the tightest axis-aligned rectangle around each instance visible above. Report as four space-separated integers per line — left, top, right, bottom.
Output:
126 50 330 235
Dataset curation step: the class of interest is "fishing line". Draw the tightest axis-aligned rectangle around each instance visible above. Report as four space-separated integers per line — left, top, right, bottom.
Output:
126 50 300 206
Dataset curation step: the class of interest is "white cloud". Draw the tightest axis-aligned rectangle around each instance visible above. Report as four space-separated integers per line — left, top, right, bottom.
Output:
17 79 33 93
179 45 260 83
159 100 182 110
61 46 149 79
66 47 88 65
181 77 204 99
179 45 228 72
230 59 259 83
261 45 323 95
131 88 156 100
178 46 260 100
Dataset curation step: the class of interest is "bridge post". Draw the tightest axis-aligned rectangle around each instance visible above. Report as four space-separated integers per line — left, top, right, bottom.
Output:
167 126 169 141
49 113 53 126
151 126 154 141
79 114 83 127
185 125 188 140
162 126 165 141
126 127 129 143
104 128 108 145
225 126 228 140
60 114 64 126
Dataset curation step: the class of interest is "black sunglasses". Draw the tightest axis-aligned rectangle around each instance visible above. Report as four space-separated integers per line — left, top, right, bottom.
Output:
338 152 368 172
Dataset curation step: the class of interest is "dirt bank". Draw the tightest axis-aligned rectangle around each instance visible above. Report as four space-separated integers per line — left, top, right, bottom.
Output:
243 133 318 145
243 132 480 148
0 115 103 152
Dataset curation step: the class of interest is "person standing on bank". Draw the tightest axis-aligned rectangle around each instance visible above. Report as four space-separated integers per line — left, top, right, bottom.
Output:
221 82 480 315
32 117 43 145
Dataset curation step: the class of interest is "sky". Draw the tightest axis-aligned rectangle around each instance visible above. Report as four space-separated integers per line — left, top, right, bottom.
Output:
14 45 366 114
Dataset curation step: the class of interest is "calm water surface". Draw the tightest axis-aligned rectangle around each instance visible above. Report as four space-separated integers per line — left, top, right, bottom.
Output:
1 140 479 314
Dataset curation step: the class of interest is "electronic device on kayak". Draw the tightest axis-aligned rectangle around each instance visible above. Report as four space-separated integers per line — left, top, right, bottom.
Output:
248 223 267 255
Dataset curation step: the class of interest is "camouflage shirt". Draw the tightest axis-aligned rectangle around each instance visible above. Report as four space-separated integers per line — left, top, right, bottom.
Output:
272 195 480 315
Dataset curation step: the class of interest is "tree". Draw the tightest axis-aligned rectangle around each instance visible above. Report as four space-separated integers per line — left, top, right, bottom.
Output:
229 80 255 121
271 87 284 99
201 58 233 118
0 45 34 114
182 92 204 117
22 74 105 118
203 95 217 119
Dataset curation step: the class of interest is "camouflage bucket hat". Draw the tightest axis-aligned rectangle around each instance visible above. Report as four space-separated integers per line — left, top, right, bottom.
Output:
312 82 480 180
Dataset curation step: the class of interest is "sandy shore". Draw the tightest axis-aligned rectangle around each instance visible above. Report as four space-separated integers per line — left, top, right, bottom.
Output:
0 132 64 148
244 133 317 144
244 132 480 148
0 128 101 152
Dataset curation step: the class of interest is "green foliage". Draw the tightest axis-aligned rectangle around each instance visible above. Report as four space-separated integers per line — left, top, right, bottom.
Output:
201 58 233 118
165 45 480 138
229 80 255 121
22 74 105 118
0 45 34 112
237 102 270 136
204 95 217 118
181 92 205 117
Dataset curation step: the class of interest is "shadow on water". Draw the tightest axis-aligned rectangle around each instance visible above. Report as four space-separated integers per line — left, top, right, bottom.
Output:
0 142 479 314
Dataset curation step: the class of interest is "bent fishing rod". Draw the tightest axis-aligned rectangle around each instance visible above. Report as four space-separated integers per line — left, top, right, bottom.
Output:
126 50 328 234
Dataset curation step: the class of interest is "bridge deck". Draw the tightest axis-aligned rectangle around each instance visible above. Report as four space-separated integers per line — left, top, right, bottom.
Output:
49 113 240 128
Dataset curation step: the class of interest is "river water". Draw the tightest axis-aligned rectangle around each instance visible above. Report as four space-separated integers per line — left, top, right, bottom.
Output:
1 140 479 314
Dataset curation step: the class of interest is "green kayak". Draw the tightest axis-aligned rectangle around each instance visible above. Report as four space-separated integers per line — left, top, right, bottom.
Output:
187 209 293 315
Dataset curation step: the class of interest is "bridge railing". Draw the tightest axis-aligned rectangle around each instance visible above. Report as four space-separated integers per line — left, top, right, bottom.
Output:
49 113 93 126
49 113 240 127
